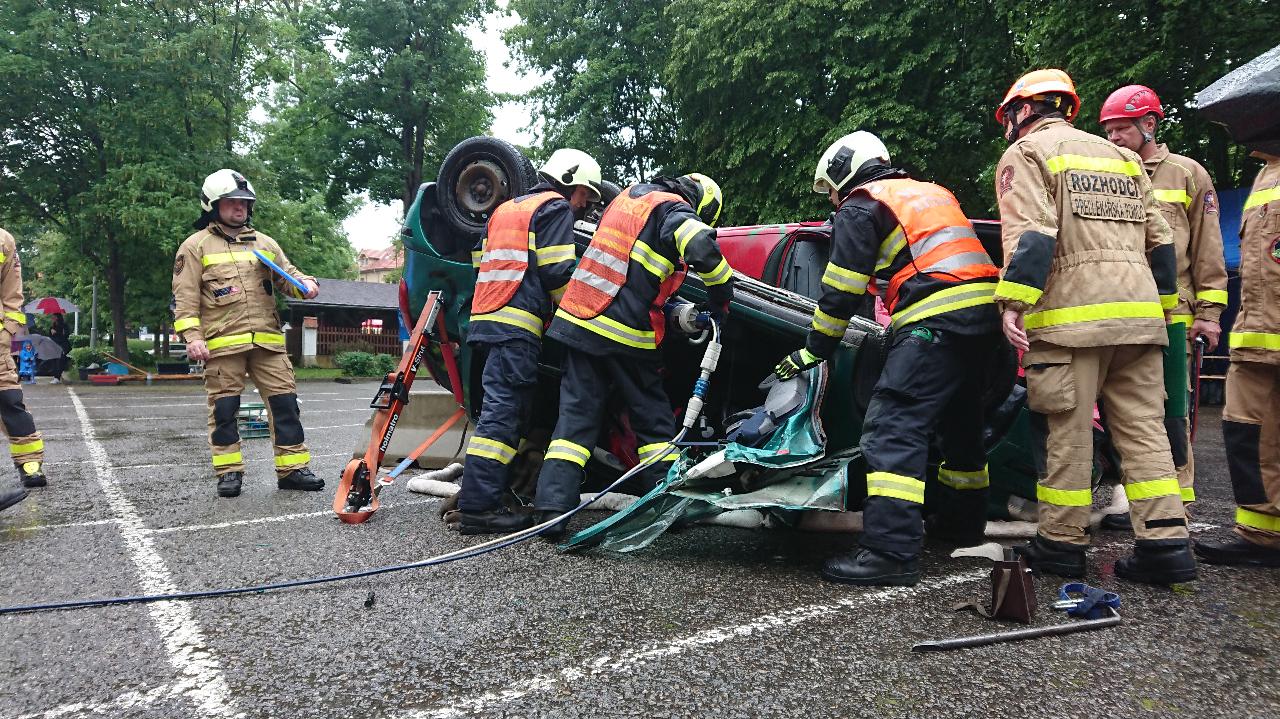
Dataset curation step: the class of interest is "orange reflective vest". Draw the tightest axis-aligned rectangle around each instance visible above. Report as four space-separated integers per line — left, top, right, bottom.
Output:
472 191 562 315
853 179 998 313
559 188 687 330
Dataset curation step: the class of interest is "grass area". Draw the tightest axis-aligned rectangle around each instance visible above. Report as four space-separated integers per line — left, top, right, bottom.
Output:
294 367 344 380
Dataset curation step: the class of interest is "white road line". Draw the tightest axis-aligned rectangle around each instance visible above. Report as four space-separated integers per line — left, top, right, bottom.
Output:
2 518 120 533
67 388 242 719
88 408 373 422
17 682 178 719
407 571 982 719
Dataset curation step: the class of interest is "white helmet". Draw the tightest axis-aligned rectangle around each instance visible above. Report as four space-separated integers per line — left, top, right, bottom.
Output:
813 131 891 194
539 149 602 200
200 169 256 212
681 173 723 226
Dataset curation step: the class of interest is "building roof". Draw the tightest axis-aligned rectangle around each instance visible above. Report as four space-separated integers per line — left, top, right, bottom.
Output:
357 246 403 273
284 278 399 310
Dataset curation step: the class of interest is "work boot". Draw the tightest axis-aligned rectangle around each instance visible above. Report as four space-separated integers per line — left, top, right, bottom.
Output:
0 484 28 512
217 471 243 498
1194 535 1280 568
925 513 986 547
1116 542 1198 584
458 507 534 536
821 548 920 587
1100 512 1132 531
535 509 571 543
278 467 324 492
1013 535 1086 578
17 461 47 488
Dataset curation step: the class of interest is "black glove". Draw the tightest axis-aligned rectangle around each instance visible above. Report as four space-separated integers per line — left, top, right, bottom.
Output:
697 300 729 325
774 348 822 380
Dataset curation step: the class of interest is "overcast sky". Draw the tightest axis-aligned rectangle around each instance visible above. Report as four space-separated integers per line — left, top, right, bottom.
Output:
344 3 540 251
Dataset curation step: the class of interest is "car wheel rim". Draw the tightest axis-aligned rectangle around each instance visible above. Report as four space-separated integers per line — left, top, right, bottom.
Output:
455 159 508 220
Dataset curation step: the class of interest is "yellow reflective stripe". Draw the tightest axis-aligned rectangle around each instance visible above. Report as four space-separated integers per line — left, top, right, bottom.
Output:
9 439 44 455
1195 289 1228 305
938 464 989 490
876 227 907 272
1169 314 1193 327
1045 154 1142 177
810 307 849 338
472 250 483 268
473 306 543 337
1181 487 1196 503
206 332 285 350
466 436 517 465
554 309 656 349
891 282 996 330
821 263 870 294
866 472 926 504
1160 294 1179 310
994 279 1043 306
202 250 272 266
1237 507 1280 532
1037 484 1092 507
674 219 711 255
545 439 590 467
274 452 311 468
0 252 6 263
536 244 577 267
1024 301 1163 330
212 452 243 467
1124 477 1180 502
549 284 567 304
1229 332 1280 351
1244 186 1280 210
699 258 733 286
5 311 27 325
631 239 676 278
174 317 201 332
1153 188 1191 208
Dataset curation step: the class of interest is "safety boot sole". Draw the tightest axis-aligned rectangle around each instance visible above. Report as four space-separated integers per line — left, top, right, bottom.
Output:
820 568 920 587
1194 541 1280 568
0 488 29 512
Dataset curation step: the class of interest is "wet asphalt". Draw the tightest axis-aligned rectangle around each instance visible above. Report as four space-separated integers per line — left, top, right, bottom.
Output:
1 380 1278 718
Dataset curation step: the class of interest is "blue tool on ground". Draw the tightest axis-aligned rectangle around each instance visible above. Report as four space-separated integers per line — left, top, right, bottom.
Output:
251 249 310 296
1053 582 1122 620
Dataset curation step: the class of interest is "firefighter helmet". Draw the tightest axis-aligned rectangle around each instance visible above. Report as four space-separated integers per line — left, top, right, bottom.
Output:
200 169 256 213
539 149 602 201
681 173 723 226
996 69 1081 124
813 131 891 194
1099 84 1164 123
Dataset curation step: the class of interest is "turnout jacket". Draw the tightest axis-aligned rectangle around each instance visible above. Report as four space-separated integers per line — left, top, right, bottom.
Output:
0 228 28 338
1230 158 1280 365
172 222 314 359
994 118 1176 348
468 181 578 346
1144 144 1229 328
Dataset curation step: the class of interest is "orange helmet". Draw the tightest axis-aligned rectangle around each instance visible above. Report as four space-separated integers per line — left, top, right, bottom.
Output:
996 69 1081 125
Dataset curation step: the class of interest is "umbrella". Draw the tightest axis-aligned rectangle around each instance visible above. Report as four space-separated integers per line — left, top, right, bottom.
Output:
1195 44 1280 155
9 334 64 360
22 297 79 315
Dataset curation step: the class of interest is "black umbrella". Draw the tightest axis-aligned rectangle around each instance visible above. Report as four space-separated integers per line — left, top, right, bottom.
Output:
1195 44 1280 155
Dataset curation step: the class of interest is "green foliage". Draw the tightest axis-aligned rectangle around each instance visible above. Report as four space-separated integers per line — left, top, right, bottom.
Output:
69 335 90 349
69 347 107 369
125 339 158 368
335 351 398 377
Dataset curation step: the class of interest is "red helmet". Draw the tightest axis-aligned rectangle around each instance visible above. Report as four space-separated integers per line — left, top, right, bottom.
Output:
1099 85 1164 123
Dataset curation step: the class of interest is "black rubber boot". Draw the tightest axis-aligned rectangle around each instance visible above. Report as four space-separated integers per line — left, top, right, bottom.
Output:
17 461 46 488
458 508 534 536
0 484 28 512
278 467 324 491
217 471 243 498
821 548 920 586
1195 536 1280 568
1013 535 1087 578
535 509 571 543
1116 541 1198 584
1100 512 1132 531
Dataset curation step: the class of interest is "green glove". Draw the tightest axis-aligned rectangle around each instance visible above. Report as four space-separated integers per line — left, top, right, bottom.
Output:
774 348 822 380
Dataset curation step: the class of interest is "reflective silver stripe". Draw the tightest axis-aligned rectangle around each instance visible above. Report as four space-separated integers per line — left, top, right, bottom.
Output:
918 251 994 275
891 282 996 329
554 309 657 349
476 269 526 283
631 240 675 278
811 308 849 338
535 245 576 266
699 258 733 286
466 436 518 464
482 248 527 263
570 269 622 295
876 226 907 271
675 218 712 255
582 245 630 275
821 263 870 294
910 226 978 259
472 306 543 336
545 439 591 467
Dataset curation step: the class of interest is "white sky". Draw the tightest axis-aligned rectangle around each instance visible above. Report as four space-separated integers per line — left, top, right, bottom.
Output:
345 3 541 251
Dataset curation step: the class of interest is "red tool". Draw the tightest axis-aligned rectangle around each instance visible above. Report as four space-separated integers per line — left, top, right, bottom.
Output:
1189 336 1206 441
333 290 466 524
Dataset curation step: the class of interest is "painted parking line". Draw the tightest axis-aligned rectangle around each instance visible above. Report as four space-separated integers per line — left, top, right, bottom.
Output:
16 682 178 719
67 388 241 718
405 571 982 719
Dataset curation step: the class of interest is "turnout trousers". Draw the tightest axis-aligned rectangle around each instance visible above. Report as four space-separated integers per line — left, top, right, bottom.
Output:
859 328 997 559
457 339 540 512
1222 361 1280 547
1025 343 1186 547
534 348 679 512
0 349 42 468
203 347 308 477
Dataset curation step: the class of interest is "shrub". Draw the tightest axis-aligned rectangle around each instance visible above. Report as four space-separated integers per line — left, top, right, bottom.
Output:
124 339 157 367
69 346 107 369
332 340 376 355
69 334 90 348
335 351 400 377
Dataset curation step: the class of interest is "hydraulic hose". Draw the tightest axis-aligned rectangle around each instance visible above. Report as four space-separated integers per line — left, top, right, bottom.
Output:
0 321 723 616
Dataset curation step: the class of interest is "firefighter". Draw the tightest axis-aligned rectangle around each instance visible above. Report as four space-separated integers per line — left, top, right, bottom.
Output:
1195 150 1280 567
533 173 734 539
1098 84 1228 525
994 69 1195 584
173 170 322 499
775 131 1002 587
0 227 44 512
455 149 602 535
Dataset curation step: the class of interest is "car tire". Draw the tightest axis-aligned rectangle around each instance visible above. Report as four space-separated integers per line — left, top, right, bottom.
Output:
436 137 538 243
584 180 622 225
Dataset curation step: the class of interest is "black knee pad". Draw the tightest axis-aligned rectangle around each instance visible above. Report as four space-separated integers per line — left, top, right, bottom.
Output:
1223 420 1266 506
267 392 304 445
211 395 241 446
0 389 36 437
1165 416 1188 467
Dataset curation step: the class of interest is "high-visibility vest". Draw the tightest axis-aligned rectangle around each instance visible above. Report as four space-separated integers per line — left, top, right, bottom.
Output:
559 188 686 323
852 179 999 313
472 191 562 315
